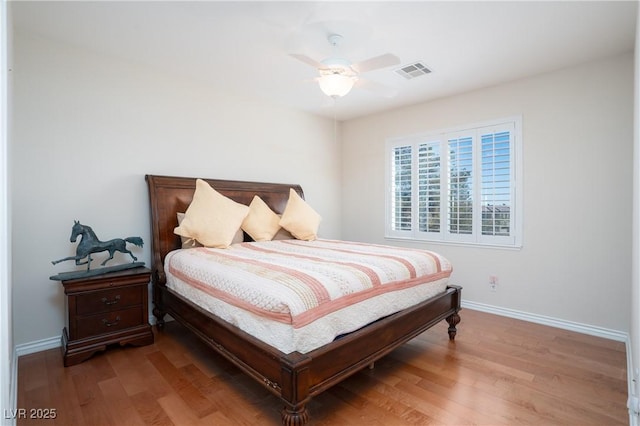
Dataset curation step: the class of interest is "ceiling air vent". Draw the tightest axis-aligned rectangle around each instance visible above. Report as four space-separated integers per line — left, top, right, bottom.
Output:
395 62 431 80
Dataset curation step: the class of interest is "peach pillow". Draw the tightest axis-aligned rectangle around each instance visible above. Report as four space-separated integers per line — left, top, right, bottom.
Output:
174 179 249 248
242 196 281 242
279 188 321 241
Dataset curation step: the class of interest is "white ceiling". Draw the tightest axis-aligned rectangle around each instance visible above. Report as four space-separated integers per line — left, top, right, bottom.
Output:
10 1 638 121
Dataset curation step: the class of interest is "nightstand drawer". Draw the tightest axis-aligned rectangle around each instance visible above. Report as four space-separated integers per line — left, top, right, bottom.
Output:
75 306 143 339
76 287 142 315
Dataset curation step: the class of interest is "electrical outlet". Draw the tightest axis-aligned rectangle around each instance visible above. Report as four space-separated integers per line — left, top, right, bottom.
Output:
489 275 498 292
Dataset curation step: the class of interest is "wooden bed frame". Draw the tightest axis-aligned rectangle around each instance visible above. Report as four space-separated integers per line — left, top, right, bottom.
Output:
146 174 462 425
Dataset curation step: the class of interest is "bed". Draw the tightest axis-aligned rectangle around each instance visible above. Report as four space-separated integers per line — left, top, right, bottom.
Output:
146 174 462 425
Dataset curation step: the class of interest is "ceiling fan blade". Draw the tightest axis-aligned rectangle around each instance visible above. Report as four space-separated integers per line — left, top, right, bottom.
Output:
289 53 325 69
355 78 398 98
352 53 401 74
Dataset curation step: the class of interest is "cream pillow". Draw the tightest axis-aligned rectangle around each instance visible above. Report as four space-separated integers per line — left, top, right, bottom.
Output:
177 212 243 248
279 188 321 241
174 179 249 248
242 196 281 241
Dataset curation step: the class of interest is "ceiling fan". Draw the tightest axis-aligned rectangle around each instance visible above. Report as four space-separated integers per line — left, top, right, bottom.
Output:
290 34 401 99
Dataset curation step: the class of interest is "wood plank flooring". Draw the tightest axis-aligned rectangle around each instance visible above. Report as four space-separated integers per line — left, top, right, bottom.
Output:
16 309 628 425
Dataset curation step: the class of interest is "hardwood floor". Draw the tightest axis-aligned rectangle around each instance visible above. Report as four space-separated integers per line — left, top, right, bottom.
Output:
16 309 628 425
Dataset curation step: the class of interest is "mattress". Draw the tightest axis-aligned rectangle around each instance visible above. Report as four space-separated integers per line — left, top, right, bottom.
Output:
164 239 452 353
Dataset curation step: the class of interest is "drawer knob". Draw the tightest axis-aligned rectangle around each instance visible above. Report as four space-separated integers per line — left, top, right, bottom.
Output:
102 316 121 327
101 295 121 306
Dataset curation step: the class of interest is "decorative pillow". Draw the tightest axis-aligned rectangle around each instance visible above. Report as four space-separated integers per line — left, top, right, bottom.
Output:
177 212 243 248
279 188 321 241
241 196 281 241
174 179 249 248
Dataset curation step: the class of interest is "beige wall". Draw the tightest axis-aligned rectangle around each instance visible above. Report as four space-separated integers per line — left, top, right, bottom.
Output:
10 32 342 345
342 53 633 333
9 30 635 348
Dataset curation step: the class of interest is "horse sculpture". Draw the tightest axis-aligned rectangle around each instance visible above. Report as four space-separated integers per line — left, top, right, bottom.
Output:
52 221 143 271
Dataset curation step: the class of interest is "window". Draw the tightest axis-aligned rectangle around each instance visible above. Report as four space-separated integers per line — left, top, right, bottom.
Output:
386 117 522 248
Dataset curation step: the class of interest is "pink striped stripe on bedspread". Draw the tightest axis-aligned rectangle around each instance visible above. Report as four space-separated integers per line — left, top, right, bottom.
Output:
165 239 452 328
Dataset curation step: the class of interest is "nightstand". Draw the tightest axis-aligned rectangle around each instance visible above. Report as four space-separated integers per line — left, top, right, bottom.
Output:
59 266 154 366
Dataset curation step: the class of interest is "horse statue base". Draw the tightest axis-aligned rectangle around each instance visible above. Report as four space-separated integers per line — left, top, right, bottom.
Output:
50 261 146 281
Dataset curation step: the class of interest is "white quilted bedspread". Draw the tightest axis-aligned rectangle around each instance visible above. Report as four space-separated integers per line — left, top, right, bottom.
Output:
165 239 452 353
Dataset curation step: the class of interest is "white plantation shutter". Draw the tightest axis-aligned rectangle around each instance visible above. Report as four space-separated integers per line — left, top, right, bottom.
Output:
390 145 412 232
481 130 511 236
478 123 516 245
447 135 473 237
386 116 521 247
418 142 441 233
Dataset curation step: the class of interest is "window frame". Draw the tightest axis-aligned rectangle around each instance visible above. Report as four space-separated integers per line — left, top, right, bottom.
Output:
385 116 523 249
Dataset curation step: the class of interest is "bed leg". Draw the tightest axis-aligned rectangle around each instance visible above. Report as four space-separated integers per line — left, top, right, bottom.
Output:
446 312 461 341
152 307 166 330
281 405 309 426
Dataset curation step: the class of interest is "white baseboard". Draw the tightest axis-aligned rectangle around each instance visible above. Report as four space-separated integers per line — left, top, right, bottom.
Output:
462 300 627 341
14 336 61 358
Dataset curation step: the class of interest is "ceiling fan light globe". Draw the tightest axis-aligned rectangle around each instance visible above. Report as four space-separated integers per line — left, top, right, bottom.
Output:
318 74 356 98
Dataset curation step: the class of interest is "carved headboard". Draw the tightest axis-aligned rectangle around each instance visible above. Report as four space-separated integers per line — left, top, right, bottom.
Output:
145 175 304 285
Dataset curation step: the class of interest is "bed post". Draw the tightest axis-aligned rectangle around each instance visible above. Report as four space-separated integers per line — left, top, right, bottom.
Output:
445 284 462 340
152 280 167 329
280 352 312 425
446 312 461 340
